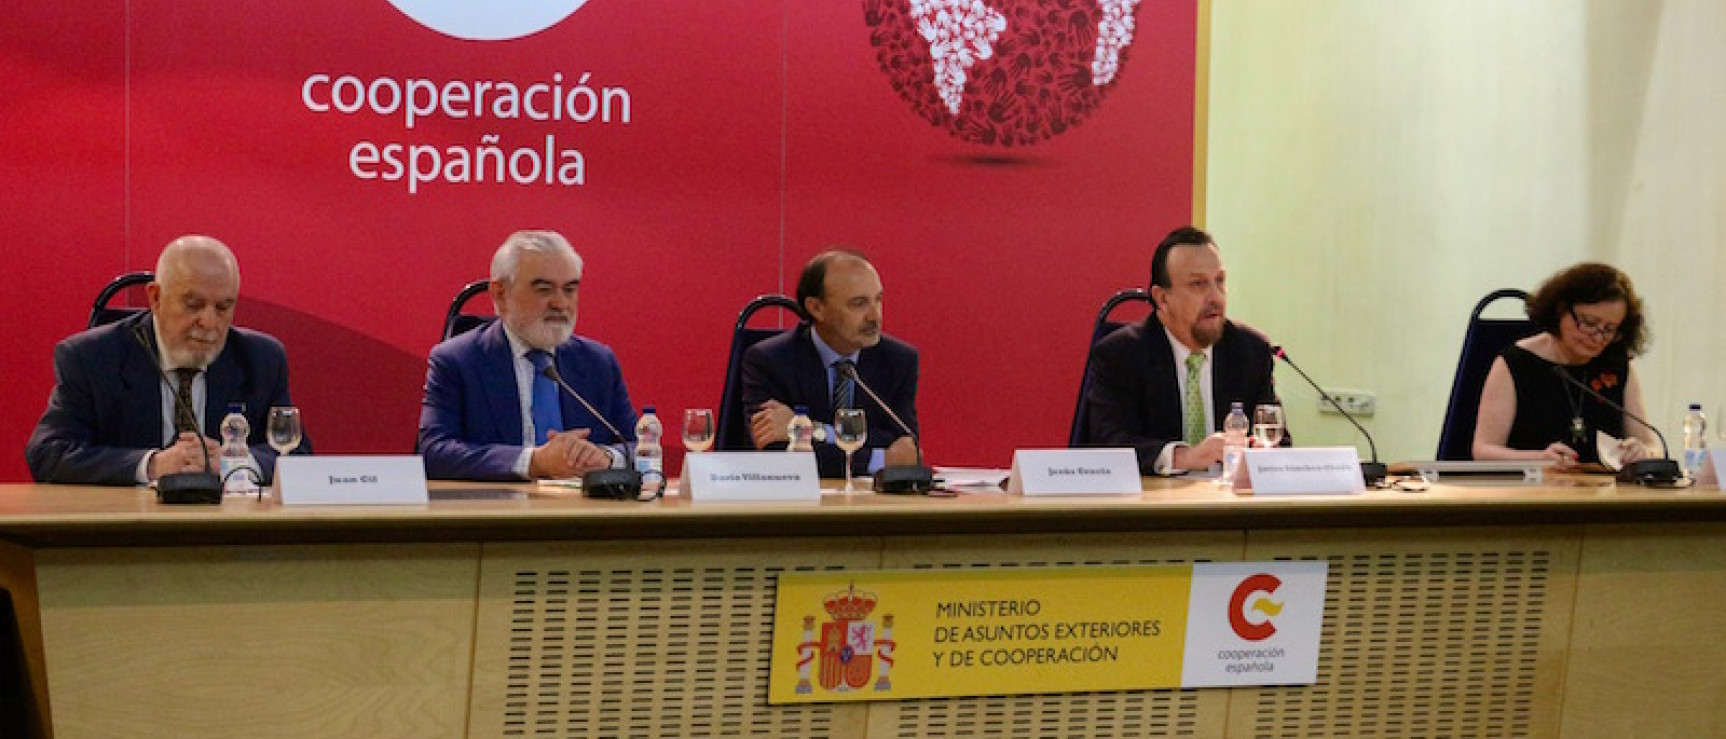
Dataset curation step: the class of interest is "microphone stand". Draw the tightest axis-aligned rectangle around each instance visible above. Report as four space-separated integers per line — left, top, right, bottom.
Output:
540 365 649 500
1549 365 1681 485
1272 346 1388 485
838 363 934 494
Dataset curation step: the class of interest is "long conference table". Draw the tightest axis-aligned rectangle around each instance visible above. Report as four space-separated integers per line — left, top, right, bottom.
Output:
2 475 1725 739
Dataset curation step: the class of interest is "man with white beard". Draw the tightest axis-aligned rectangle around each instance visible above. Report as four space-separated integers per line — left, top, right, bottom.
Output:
418 230 638 481
27 235 310 484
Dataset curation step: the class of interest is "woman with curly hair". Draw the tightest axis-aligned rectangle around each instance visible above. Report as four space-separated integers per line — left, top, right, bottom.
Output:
1473 263 1656 470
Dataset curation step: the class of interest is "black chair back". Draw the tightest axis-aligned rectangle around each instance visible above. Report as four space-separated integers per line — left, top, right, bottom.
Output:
1436 289 1538 460
716 295 808 452
441 280 493 341
1069 289 1154 446
89 271 154 328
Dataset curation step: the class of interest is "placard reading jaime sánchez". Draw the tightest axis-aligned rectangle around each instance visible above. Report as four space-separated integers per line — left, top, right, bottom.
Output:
768 562 1328 704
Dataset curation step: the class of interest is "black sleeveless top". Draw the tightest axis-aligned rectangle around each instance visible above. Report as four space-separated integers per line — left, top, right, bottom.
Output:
1500 344 1628 464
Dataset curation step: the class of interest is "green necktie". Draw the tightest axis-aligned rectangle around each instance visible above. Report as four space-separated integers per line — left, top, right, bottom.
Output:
1183 353 1206 445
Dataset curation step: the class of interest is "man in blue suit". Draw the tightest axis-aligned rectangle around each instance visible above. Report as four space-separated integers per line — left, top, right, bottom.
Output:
26 235 309 485
417 230 638 481
742 250 921 478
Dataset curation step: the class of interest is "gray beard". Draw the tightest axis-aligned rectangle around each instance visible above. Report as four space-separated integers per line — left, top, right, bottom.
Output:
515 317 574 351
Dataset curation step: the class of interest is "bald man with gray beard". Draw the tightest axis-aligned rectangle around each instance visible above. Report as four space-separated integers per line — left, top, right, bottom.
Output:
27 235 309 485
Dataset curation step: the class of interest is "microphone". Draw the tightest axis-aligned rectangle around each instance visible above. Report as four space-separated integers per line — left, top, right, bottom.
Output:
131 323 222 504
1549 365 1681 484
1271 345 1387 485
837 362 934 494
539 364 648 500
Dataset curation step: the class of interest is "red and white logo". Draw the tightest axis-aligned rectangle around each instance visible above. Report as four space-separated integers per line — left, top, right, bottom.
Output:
864 0 1145 146
1227 573 1284 642
384 0 589 41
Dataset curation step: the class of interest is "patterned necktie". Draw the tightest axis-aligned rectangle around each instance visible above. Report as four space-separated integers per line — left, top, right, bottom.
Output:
1182 353 1206 445
831 359 856 412
173 368 200 435
526 350 561 445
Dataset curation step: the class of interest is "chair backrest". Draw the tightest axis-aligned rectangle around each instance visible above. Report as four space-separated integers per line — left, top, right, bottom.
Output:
1436 289 1538 460
88 271 154 328
441 279 494 341
716 295 808 452
1069 289 1155 446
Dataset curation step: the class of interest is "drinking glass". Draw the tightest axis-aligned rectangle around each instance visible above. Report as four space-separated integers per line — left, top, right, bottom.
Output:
1253 404 1285 448
267 406 302 456
682 408 715 453
265 407 301 500
834 408 868 495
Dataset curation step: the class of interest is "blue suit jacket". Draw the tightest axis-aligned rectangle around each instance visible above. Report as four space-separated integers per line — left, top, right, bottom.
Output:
26 311 309 485
741 325 919 478
417 321 637 481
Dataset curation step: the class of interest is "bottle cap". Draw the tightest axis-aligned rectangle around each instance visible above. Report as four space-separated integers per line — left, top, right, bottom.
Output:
1691 403 1704 411
643 405 657 414
227 402 244 414
794 405 809 415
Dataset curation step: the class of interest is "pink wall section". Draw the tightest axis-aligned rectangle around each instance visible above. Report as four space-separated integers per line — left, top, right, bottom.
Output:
0 0 1196 481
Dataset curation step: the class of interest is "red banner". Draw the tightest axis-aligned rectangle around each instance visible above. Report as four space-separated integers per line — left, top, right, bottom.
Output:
0 0 1196 478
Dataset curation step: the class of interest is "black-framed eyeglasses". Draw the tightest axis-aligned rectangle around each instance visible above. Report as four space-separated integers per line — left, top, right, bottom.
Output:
1569 307 1620 340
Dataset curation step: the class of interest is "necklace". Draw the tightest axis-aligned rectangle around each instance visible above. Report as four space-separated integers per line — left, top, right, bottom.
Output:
1556 364 1588 445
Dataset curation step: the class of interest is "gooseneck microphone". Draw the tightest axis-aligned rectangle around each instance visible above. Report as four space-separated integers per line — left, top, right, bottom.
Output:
1271 346 1388 485
539 364 648 500
837 362 934 494
131 324 223 504
1549 365 1682 485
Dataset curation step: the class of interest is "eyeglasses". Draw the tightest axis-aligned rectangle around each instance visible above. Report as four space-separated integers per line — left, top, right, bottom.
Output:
1569 307 1620 340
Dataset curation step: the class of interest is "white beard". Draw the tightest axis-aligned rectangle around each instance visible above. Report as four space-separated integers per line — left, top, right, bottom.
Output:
514 316 574 351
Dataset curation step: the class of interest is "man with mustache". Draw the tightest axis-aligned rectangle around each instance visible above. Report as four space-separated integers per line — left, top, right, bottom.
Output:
742 250 921 479
418 230 638 481
27 235 310 484
1083 226 1287 475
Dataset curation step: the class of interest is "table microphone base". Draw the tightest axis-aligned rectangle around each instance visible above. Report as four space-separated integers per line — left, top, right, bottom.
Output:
1617 458 1682 486
157 472 223 505
1361 462 1388 486
873 465 935 495
581 468 644 500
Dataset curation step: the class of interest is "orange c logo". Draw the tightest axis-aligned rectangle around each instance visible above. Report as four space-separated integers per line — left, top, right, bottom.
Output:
1228 573 1282 641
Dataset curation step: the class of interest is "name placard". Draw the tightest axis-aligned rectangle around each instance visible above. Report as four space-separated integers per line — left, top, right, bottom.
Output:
1238 447 1366 495
681 451 821 503
1007 449 1141 496
767 560 1328 703
275 455 429 505
1698 449 1725 487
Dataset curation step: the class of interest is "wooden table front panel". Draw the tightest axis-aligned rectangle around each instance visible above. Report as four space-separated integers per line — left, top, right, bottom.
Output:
34 543 481 739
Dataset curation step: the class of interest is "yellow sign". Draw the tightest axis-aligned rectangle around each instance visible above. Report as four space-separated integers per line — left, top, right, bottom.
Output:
768 566 1193 703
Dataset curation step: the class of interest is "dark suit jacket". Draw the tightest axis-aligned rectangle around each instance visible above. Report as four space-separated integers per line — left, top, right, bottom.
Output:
417 321 637 481
1083 315 1286 475
741 325 919 478
26 311 308 485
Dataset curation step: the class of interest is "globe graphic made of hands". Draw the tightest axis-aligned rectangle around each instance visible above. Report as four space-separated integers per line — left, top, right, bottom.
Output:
864 0 1143 147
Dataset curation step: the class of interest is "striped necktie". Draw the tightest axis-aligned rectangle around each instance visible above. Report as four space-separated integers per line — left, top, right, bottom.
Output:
173 368 200 435
1182 353 1206 445
832 359 856 412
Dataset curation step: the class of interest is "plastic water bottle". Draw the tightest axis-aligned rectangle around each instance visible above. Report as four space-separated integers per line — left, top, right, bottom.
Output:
787 405 815 453
218 403 260 496
1220 401 1249 488
1682 404 1708 480
634 406 664 494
